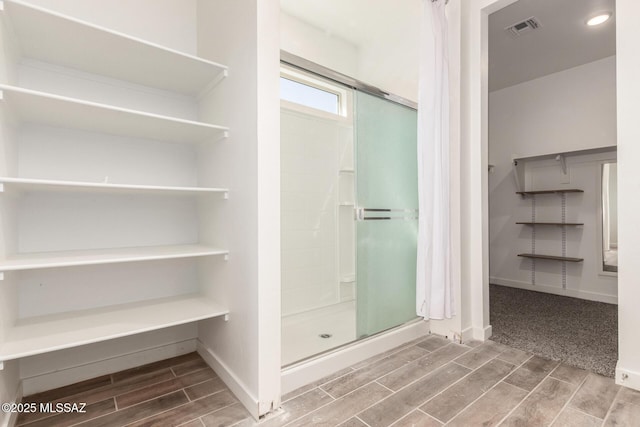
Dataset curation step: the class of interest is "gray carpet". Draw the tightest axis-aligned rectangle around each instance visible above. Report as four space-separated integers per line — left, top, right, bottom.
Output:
489 284 618 377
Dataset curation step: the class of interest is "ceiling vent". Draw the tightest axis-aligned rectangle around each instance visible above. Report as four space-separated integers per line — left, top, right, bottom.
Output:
505 17 542 37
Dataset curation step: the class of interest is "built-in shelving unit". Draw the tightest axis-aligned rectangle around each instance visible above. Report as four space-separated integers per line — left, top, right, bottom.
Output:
0 0 231 370
0 177 228 196
0 85 228 144
2 0 228 95
0 244 227 272
0 295 228 361
516 188 584 288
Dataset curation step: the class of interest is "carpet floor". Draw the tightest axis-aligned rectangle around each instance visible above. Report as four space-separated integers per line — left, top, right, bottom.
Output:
489 284 618 377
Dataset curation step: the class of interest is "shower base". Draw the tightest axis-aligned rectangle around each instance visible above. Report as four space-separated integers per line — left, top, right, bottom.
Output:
282 301 356 366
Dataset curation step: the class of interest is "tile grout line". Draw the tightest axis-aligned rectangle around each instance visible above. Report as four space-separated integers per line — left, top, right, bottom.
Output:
437 352 537 425
600 385 624 426
373 343 476 397
415 347 525 420
546 374 592 426
355 415 372 427
417 407 445 425
494 366 560 426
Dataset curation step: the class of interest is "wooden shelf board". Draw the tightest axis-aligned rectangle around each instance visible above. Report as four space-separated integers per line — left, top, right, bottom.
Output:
516 189 584 195
0 177 228 196
0 244 227 272
3 0 227 95
0 85 228 144
0 294 228 362
517 253 584 262
516 222 584 226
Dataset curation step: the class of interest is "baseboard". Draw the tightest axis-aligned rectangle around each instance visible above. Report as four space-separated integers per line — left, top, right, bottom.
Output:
616 363 640 391
21 339 197 396
461 325 492 343
1 383 22 427
196 340 259 420
490 277 617 305
281 319 429 396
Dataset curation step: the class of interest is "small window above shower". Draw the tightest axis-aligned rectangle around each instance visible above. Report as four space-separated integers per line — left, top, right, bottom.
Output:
280 66 349 117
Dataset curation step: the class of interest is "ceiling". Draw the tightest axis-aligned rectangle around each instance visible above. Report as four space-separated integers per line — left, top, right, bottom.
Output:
281 0 616 93
489 0 616 91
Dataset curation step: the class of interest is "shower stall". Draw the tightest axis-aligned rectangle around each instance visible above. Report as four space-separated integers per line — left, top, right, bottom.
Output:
280 55 420 366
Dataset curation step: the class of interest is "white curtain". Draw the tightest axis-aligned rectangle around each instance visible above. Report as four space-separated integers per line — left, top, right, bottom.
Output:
416 0 454 320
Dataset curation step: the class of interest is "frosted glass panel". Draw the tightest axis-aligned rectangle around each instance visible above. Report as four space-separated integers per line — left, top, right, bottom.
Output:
356 91 418 338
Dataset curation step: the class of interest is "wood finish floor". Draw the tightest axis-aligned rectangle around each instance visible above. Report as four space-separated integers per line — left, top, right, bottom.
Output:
17 336 640 426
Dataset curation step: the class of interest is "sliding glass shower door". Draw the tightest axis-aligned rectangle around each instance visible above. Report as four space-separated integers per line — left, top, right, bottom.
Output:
355 91 419 338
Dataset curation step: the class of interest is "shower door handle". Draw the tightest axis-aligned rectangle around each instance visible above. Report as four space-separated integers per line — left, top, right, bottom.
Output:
355 207 418 221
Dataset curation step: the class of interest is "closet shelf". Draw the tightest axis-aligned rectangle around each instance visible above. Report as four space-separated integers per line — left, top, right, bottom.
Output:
516 222 584 226
0 244 228 272
2 0 227 95
516 189 583 195
0 177 228 196
517 253 584 262
0 294 228 362
0 85 228 144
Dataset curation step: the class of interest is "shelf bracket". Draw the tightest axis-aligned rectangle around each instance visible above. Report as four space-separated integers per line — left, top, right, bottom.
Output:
0 183 4 193
223 191 229 200
0 361 4 371
223 253 229 261
224 314 229 322
0 272 4 281
0 2 4 12
556 154 569 178
0 90 4 100
513 159 525 194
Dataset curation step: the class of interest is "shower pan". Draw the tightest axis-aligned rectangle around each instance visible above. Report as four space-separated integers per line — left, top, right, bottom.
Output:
280 57 419 366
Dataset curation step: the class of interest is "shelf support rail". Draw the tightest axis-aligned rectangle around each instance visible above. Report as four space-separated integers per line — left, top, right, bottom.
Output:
561 193 567 289
531 195 536 285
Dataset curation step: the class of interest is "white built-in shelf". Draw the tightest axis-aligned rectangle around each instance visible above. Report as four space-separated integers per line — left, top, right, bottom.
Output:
339 169 355 173
2 0 227 95
0 244 228 272
0 85 228 144
0 294 228 362
339 202 355 207
0 177 228 196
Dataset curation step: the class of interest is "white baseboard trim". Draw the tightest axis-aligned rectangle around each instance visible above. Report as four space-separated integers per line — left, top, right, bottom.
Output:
281 320 429 396
1 383 22 427
490 277 617 305
616 363 640 391
196 340 259 420
21 340 197 396
461 325 492 343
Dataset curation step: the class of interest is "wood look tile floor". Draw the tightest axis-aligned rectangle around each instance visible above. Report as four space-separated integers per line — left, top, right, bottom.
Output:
17 337 640 426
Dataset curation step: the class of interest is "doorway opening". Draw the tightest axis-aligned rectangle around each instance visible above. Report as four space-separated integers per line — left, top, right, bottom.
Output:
486 0 618 377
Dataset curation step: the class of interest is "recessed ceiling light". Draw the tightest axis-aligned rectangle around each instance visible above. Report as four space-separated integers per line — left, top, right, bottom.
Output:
587 12 612 26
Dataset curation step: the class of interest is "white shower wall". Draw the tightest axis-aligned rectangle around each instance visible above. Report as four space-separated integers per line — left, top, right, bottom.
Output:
281 106 354 316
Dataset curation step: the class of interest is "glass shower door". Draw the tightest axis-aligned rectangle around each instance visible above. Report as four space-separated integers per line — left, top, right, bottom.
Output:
355 91 418 338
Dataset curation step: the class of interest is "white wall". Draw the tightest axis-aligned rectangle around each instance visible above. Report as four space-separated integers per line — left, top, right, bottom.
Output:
355 2 421 103
279 8 420 103
489 56 617 302
280 12 358 77
280 106 353 315
615 0 640 391
24 0 197 54
489 56 617 159
196 0 281 417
